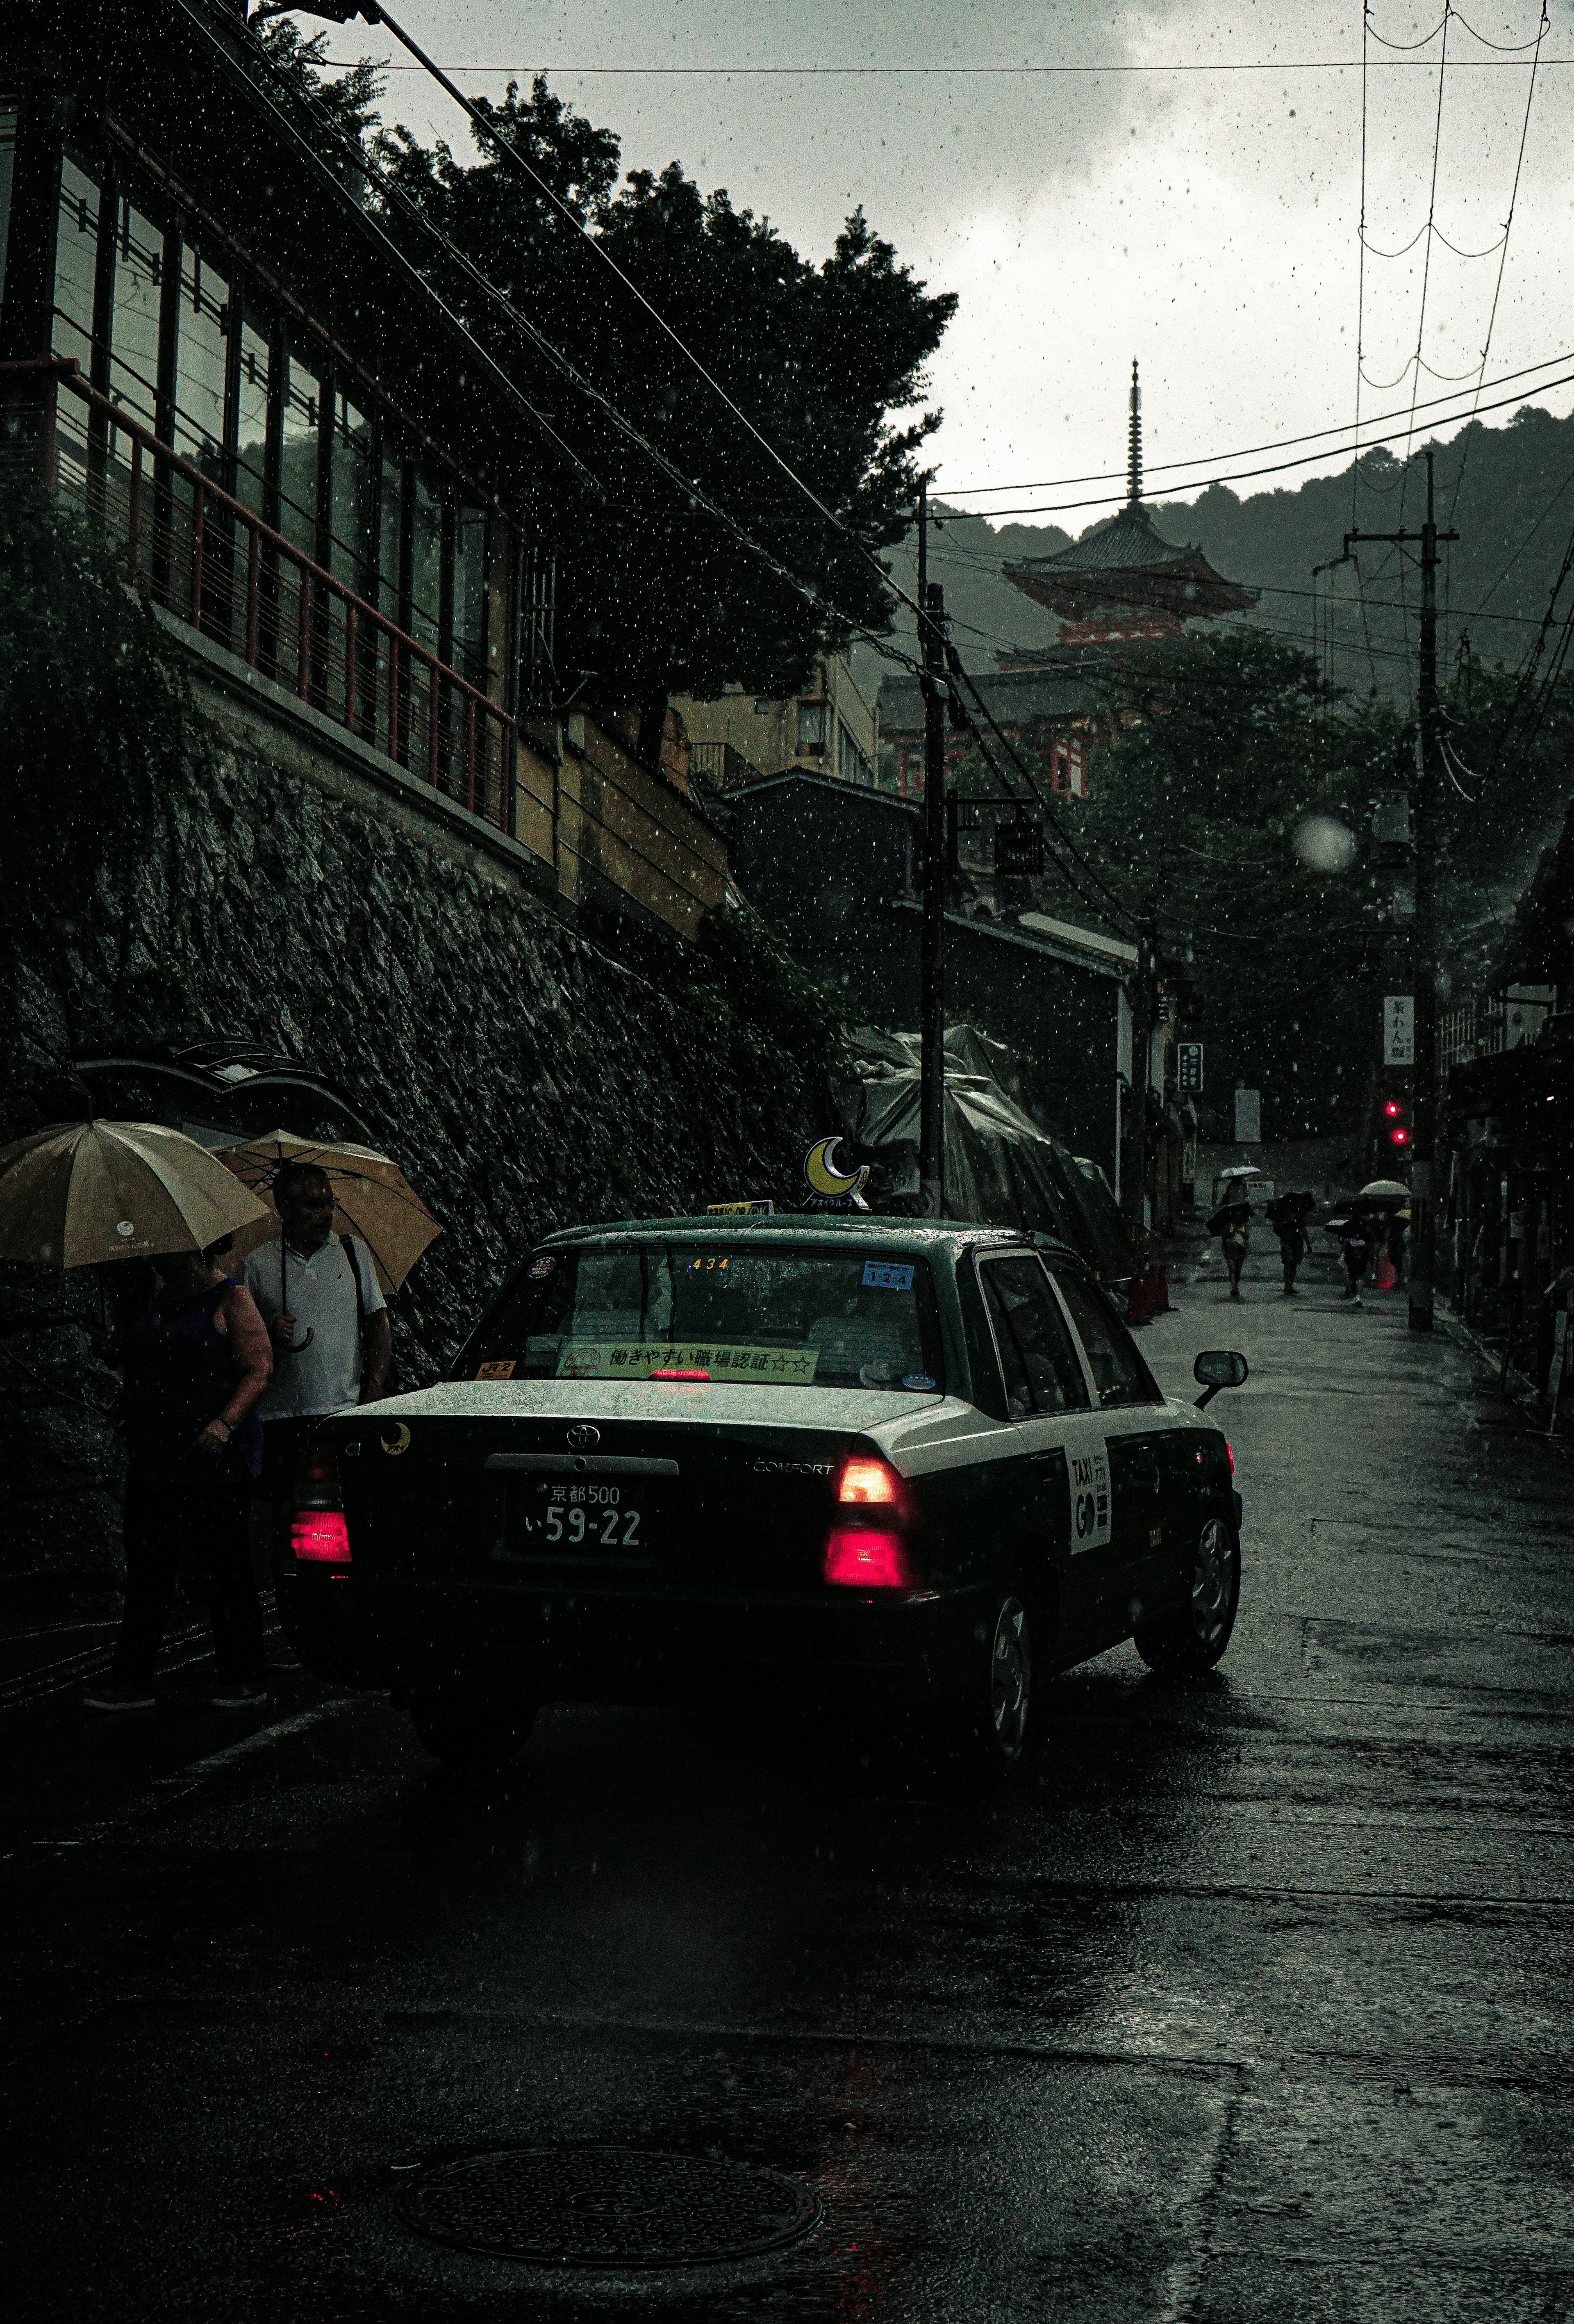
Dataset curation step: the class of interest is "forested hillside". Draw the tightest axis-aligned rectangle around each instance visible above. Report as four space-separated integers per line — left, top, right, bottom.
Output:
858 401 1574 707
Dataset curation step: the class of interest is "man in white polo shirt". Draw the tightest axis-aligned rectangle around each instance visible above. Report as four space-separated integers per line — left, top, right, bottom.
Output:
243 1162 392 1522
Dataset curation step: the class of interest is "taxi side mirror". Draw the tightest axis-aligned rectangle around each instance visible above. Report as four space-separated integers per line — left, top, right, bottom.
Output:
1194 1349 1249 1408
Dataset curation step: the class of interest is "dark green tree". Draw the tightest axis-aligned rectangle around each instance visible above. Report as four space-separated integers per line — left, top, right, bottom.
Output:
361 74 955 705
1074 631 1413 1137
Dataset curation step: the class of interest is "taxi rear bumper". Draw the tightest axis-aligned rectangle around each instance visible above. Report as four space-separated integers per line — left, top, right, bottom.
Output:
277 1567 989 1710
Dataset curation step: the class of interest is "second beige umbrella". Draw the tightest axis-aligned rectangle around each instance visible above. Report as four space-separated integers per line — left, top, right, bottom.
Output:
219 1130 441 1293
0 1120 273 1267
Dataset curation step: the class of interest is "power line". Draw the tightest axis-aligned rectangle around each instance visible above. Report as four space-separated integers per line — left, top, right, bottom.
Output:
226 5 917 665
1445 4 1549 534
349 1 910 608
931 351 1574 500
892 367 1574 525
336 56 1574 75
1394 5 1452 448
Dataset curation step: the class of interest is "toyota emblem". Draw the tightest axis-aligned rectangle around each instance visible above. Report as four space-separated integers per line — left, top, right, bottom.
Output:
566 1424 600 1450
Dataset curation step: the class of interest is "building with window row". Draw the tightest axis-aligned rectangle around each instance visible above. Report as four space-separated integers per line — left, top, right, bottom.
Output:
674 650 879 793
0 0 726 943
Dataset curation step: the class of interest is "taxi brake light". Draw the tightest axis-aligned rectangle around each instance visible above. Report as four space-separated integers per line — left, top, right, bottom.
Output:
838 1456 900 1504
823 1526 913 1589
1226 1441 1235 1475
292 1511 351 1564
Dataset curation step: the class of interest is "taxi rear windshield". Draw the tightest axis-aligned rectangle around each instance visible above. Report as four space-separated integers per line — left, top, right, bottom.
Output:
463 1244 945 1392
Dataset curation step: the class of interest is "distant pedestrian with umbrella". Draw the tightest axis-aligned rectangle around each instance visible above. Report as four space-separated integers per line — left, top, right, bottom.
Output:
1266 1190 1316 1297
1340 1217 1372 1308
1208 1167 1258 1301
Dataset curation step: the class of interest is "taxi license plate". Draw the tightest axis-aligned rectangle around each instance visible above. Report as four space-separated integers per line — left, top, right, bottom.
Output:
498 1478 651 1564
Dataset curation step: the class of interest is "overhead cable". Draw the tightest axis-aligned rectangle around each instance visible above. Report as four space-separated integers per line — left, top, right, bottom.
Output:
1447 4 1550 530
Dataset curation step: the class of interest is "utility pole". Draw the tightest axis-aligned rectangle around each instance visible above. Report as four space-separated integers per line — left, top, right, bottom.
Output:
1342 447 1457 1333
1123 900 1159 1242
917 478 948 1219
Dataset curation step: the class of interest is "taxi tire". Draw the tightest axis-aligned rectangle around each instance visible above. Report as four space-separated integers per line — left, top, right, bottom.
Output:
409 1698 539 1767
961 1587 1035 1768
1133 1516 1240 1676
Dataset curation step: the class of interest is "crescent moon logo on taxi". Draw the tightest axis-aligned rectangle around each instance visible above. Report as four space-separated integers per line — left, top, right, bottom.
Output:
380 1423 412 1456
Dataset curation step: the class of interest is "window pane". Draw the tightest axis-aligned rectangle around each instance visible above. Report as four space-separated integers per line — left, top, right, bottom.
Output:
453 505 486 685
980 1268 1034 1422
465 1244 944 1392
797 699 826 752
278 350 320 554
109 196 164 433
51 156 100 375
983 1258 1090 1414
234 314 270 516
328 388 373 588
172 244 229 483
378 440 404 610
0 102 20 314
409 467 442 652
1049 1266 1159 1409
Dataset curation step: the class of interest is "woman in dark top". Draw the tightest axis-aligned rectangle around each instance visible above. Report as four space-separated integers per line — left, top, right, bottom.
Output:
85 1241 273 1714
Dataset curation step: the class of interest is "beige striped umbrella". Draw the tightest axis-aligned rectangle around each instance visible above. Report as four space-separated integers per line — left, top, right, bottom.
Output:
0 1120 273 1266
218 1129 441 1293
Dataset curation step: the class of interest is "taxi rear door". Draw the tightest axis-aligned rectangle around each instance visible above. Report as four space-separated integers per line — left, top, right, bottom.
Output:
976 1252 1112 1657
1044 1261 1183 1634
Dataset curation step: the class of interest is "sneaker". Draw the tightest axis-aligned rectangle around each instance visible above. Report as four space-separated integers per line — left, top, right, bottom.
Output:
1354 1295 1363 1309
205 1682 269 1711
83 1682 155 1713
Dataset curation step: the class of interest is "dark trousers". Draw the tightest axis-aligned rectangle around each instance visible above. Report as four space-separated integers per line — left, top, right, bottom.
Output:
111 1476 266 1690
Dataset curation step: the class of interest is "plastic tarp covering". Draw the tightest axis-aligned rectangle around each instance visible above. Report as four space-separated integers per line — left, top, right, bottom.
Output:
835 1026 1133 1281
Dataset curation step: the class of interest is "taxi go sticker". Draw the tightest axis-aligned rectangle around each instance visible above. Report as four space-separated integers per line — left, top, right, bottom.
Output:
557 1342 820 1384
1069 1442 1112 1553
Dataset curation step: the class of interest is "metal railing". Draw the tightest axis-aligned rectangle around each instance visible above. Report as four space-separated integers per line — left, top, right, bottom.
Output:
9 359 514 834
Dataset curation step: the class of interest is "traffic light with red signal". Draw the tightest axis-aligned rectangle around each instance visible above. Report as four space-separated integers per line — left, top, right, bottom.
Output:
1383 1096 1410 1150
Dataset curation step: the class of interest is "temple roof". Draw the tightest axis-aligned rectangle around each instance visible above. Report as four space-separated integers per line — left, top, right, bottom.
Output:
1006 499 1258 623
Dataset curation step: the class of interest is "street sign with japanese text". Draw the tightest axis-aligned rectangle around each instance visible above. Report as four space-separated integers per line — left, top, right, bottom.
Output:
1383 995 1415 1066
1177 1041 1203 1094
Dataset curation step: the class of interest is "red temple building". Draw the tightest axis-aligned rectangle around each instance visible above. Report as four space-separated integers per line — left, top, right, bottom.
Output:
1004 364 1258 646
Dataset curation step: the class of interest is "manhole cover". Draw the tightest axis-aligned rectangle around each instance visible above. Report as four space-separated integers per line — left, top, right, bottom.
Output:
398 2145 820 2268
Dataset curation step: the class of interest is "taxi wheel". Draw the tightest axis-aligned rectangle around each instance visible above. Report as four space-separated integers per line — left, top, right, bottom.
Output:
1134 1517 1240 1676
409 1697 539 1767
977 1591 1034 1763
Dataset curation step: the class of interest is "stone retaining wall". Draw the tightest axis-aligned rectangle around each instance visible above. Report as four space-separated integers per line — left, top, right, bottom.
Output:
0 727 830 1584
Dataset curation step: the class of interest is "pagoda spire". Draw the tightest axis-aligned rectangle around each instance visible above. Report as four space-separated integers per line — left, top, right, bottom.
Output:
1127 359 1143 506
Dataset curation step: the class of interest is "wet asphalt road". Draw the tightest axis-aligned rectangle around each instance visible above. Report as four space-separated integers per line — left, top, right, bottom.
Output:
2 1233 1572 2321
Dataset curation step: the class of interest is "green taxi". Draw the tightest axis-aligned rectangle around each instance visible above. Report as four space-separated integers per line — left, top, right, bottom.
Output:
277 1217 1246 1766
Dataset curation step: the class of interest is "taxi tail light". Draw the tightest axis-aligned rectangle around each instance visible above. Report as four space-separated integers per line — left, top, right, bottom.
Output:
291 1510 351 1565
291 1440 350 1565
825 1454 912 1587
1226 1442 1235 1475
836 1456 901 1505
823 1526 914 1589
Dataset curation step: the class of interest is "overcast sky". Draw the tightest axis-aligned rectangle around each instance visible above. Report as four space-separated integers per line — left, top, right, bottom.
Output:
328 1 1574 531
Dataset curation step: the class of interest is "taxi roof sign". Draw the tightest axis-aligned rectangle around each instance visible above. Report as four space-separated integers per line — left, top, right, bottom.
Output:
705 1198 776 1216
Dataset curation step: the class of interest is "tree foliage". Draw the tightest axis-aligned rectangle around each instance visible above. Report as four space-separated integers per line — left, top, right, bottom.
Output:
1072 631 1413 1138
359 71 955 704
